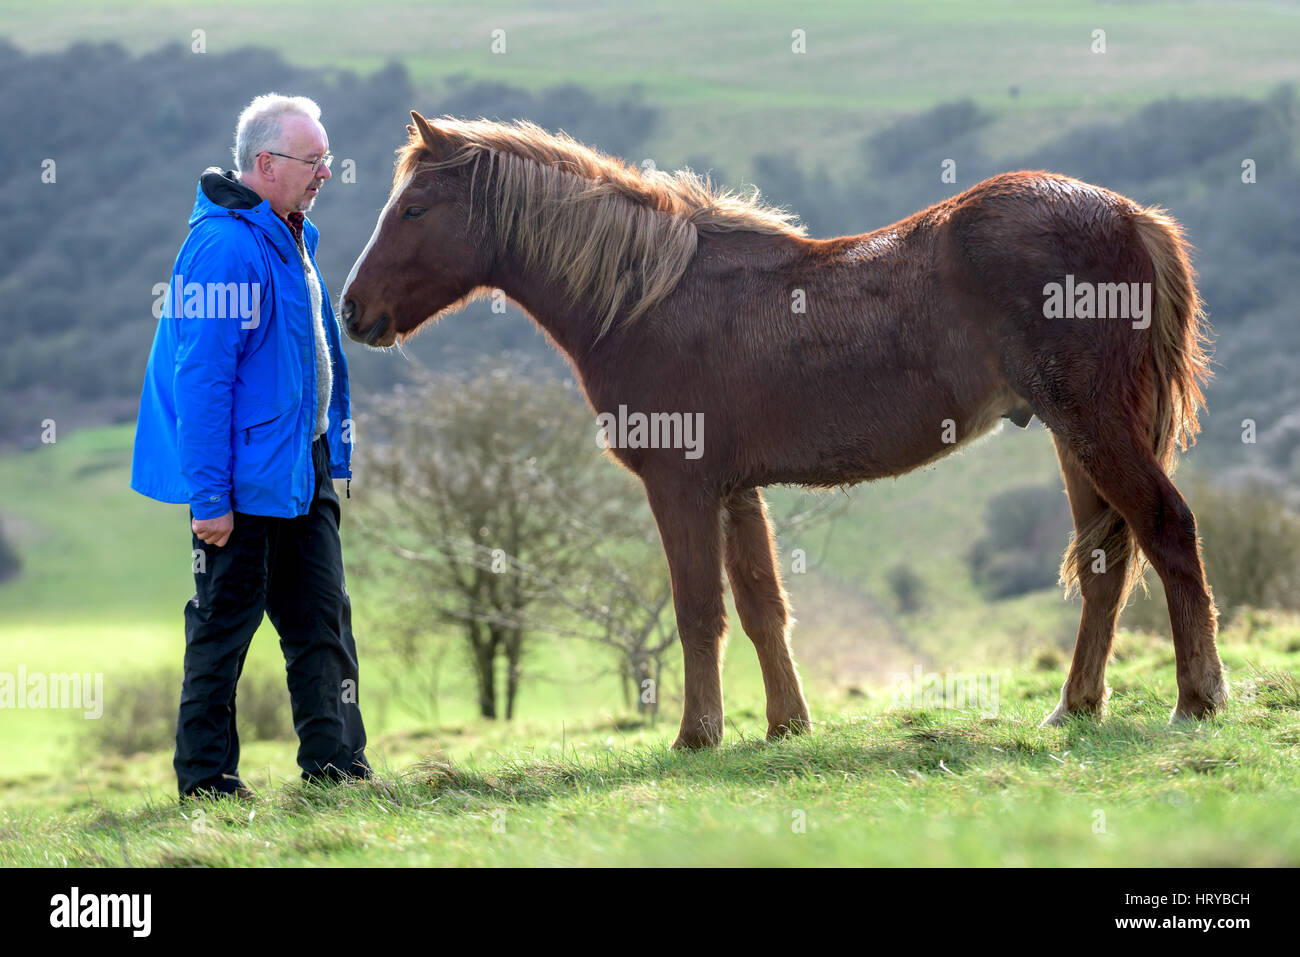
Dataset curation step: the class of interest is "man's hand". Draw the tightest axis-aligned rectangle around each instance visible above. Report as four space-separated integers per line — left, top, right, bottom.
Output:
193 510 234 548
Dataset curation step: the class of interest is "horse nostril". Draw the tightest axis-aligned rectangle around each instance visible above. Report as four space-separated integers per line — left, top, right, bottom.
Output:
342 298 356 324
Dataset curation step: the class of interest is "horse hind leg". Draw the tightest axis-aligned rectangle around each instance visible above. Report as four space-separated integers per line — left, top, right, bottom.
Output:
1041 434 1135 726
1063 434 1226 723
723 488 811 739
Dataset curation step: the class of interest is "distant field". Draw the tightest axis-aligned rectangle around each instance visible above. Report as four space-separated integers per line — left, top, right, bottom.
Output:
2 1 1297 176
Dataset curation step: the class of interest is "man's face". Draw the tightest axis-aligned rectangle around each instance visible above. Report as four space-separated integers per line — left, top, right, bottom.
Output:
264 114 332 215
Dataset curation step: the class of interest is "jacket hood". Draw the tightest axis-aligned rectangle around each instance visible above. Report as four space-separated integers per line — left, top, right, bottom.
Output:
200 167 262 211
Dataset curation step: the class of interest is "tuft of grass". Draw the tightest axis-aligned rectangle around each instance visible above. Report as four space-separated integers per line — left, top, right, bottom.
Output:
1243 667 1300 710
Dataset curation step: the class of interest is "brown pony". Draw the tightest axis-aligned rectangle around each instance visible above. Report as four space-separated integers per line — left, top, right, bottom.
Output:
341 110 1226 748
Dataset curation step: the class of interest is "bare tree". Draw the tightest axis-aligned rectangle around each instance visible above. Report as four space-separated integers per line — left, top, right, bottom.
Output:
350 357 646 719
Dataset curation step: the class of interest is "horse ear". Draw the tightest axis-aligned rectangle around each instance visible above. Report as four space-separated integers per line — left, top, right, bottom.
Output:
409 110 454 161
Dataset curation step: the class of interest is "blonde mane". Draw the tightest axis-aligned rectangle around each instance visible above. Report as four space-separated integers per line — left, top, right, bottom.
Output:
394 116 806 336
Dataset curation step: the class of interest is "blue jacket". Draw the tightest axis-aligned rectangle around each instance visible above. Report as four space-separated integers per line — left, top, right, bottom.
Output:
131 169 352 520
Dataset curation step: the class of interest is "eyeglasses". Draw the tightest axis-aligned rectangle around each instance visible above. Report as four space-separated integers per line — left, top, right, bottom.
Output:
264 150 334 175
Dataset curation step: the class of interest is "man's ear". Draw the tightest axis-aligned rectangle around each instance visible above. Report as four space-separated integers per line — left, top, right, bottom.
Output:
409 110 455 161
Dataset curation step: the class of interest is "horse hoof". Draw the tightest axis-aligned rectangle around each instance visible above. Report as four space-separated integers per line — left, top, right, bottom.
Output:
766 715 812 739
1039 706 1068 728
1169 700 1221 725
1170 682 1227 725
671 719 723 750
1040 701 1104 727
1041 681 1108 728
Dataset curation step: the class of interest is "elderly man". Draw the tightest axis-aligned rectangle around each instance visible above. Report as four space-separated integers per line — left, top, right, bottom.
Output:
131 93 371 800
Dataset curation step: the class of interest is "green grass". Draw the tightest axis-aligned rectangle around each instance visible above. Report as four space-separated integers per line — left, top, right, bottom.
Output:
3 613 1297 866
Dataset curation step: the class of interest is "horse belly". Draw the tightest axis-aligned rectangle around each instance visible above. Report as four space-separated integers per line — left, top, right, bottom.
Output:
758 377 1015 488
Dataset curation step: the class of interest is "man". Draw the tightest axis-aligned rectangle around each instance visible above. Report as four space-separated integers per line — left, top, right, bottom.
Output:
131 94 370 800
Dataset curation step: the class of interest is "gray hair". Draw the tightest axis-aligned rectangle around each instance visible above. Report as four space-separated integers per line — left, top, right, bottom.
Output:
233 93 322 173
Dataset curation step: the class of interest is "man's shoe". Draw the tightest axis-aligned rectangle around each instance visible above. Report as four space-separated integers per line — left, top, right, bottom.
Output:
301 758 371 787
179 778 257 805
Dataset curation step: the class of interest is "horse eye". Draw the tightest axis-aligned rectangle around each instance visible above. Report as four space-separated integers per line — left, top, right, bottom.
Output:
402 206 427 220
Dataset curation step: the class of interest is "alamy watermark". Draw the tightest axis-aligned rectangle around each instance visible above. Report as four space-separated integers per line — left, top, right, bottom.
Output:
49 887 150 936
152 274 261 329
596 405 705 460
889 665 1000 717
0 666 103 718
1043 274 1151 329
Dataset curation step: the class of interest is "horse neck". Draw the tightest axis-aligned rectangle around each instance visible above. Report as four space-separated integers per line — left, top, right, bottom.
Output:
486 244 605 366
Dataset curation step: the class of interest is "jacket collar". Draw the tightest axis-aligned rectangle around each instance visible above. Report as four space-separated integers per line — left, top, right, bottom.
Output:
190 168 315 263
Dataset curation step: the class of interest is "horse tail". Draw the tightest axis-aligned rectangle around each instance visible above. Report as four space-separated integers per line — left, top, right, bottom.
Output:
1058 204 1212 603
1059 489 1139 604
1130 205 1213 475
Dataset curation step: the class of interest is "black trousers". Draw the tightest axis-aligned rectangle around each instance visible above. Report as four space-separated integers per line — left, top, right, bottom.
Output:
176 433 369 796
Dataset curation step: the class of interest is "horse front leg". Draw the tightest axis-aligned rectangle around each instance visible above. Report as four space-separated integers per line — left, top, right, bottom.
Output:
644 477 727 749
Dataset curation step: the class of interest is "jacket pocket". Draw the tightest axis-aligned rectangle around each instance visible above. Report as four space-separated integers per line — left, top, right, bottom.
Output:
242 415 274 446
236 402 293 446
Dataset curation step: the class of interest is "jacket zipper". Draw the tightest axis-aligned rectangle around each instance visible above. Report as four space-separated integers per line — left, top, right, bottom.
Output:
230 208 340 505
